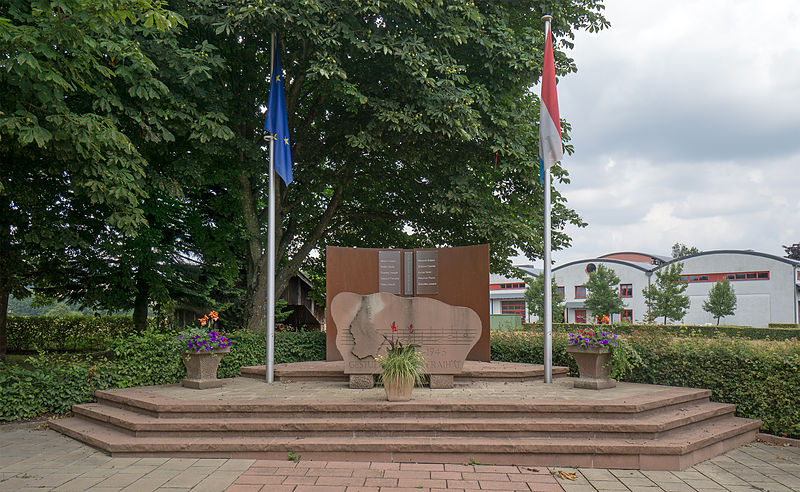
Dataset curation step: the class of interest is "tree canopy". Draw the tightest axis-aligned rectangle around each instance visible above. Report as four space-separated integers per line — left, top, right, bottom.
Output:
0 0 610 352
671 243 701 259
583 264 625 321
784 243 800 260
642 263 691 324
524 274 565 323
702 279 737 325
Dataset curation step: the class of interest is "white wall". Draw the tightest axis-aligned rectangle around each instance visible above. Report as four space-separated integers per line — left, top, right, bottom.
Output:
553 260 651 324
670 252 798 327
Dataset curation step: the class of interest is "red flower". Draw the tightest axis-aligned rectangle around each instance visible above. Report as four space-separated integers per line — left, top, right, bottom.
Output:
391 321 398 332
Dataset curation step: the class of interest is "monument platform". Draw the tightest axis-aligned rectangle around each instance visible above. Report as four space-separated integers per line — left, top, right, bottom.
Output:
49 363 761 470
240 360 570 383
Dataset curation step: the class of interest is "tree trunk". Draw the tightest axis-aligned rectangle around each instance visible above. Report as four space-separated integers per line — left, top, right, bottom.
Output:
663 315 667 324
132 275 149 332
239 172 268 333
716 317 720 326
0 288 7 361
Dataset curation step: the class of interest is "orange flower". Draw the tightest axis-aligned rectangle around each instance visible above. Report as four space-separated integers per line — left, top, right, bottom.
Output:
198 315 209 326
209 311 219 321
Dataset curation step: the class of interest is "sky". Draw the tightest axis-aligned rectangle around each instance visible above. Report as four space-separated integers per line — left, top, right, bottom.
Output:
528 0 800 266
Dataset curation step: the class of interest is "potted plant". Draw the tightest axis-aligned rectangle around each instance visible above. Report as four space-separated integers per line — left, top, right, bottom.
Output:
177 311 232 389
378 323 426 401
566 319 642 390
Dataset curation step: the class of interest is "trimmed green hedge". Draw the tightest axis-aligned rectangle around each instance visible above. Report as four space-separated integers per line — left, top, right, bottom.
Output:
492 330 800 437
0 330 326 422
4 325 800 438
519 322 800 341
7 315 138 352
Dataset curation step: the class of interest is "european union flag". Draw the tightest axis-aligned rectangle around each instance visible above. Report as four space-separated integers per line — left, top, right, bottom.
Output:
264 44 292 185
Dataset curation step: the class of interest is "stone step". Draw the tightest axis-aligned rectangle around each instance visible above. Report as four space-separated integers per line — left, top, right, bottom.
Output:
48 414 761 470
93 385 713 420
71 400 736 440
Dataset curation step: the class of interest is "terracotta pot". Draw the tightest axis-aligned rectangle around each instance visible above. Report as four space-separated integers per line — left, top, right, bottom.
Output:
181 347 230 389
383 376 414 401
565 344 616 389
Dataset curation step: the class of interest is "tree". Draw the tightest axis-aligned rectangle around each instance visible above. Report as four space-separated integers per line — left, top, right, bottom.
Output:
702 279 737 325
185 0 608 331
783 242 800 260
672 243 702 259
583 265 625 321
524 275 565 323
0 0 236 344
642 263 691 324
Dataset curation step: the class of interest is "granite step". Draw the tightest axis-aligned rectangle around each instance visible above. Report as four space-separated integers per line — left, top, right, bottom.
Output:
71 400 736 439
48 414 761 470
93 386 713 420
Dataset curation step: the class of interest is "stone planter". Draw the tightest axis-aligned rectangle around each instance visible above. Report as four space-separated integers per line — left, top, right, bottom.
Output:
383 376 414 401
182 347 230 389
566 344 616 389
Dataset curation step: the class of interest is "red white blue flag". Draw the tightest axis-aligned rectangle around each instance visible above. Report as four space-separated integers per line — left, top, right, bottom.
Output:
539 24 563 183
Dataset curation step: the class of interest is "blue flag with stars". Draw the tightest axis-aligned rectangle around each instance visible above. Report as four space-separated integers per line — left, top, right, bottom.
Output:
264 44 293 185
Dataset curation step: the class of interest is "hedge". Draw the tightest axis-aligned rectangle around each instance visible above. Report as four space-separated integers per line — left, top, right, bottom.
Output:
0 330 326 422
7 315 138 352
519 322 800 341
4 326 800 438
492 330 800 437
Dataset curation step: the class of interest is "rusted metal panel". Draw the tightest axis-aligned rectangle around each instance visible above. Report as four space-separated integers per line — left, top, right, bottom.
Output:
326 244 490 361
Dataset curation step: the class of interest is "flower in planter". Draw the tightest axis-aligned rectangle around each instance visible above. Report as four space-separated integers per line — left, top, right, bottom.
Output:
567 327 642 379
569 328 618 348
177 311 232 353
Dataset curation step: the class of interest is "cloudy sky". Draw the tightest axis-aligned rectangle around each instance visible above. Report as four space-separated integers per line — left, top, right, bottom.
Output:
537 0 800 266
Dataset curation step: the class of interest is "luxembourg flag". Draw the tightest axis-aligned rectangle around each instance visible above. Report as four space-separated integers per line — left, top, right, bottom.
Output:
539 23 563 183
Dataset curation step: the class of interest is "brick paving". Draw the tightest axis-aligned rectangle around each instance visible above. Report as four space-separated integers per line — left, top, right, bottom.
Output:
2 422 799 491
226 460 562 492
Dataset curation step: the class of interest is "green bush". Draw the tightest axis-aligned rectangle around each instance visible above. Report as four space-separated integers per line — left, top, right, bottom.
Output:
7 315 137 352
768 323 798 329
0 330 326 422
492 330 800 437
520 322 800 341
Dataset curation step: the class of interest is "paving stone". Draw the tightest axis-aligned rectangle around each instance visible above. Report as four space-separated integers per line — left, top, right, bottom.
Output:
218 459 256 471
745 482 796 492
52 475 108 491
610 469 646 479
587 480 630 491
618 477 657 488
579 469 617 481
559 484 596 492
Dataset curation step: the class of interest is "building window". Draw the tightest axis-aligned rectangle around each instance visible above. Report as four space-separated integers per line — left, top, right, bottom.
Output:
683 271 770 283
557 286 565 299
620 284 633 298
622 310 633 323
575 310 587 324
586 263 597 274
501 300 525 315
499 282 526 289
575 286 587 299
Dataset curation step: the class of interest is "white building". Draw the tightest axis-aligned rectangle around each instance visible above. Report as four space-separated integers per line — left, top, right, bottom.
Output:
489 251 800 327
553 251 800 327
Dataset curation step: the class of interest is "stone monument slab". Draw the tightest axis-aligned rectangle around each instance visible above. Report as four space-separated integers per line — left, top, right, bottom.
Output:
332 292 482 375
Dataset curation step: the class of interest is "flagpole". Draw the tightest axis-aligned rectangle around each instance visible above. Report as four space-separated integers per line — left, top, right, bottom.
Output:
266 32 276 384
542 14 553 384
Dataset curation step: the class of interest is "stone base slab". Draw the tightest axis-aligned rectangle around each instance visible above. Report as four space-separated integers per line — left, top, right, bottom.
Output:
574 377 617 390
181 378 224 390
349 374 375 389
429 375 454 389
